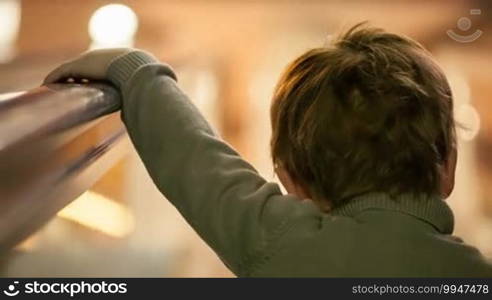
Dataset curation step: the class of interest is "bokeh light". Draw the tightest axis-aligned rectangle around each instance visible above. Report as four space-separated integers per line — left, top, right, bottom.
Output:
88 4 138 49
57 191 135 238
0 0 21 63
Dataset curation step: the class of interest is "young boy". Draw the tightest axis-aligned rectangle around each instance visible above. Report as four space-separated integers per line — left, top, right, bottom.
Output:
44 24 492 277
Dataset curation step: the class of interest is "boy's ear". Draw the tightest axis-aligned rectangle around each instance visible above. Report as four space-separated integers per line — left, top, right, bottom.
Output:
440 146 457 199
275 165 312 199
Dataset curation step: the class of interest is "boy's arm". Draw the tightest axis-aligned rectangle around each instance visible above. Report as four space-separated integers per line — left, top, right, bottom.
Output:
45 49 321 275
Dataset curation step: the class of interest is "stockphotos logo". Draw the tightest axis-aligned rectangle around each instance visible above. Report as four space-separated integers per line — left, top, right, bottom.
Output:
3 281 20 297
447 9 483 43
2 281 127 297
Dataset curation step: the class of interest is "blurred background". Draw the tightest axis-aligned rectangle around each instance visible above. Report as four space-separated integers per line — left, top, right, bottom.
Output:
0 0 491 277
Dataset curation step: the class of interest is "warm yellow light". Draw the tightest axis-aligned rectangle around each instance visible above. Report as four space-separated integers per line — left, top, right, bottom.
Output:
445 67 481 141
0 0 21 62
57 191 135 238
455 103 481 141
88 4 138 49
0 91 25 102
15 235 38 252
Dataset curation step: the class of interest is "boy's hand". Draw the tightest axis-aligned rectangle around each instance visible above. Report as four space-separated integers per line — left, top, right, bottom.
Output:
43 48 137 84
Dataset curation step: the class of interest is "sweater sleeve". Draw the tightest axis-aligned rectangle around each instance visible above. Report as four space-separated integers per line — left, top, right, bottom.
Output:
106 51 322 276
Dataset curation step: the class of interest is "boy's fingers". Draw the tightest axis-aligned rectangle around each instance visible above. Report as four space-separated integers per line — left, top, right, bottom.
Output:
43 48 137 86
43 62 74 84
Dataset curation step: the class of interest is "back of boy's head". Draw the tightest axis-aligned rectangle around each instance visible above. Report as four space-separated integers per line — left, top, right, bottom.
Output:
270 23 455 210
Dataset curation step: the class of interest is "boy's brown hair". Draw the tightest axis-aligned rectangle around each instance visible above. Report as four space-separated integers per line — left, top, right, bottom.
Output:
270 23 455 210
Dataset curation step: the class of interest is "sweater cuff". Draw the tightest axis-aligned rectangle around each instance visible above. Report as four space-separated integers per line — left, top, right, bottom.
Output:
107 50 177 90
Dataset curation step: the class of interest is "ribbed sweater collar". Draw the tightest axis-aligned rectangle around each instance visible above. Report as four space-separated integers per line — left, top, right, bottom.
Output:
330 192 454 234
